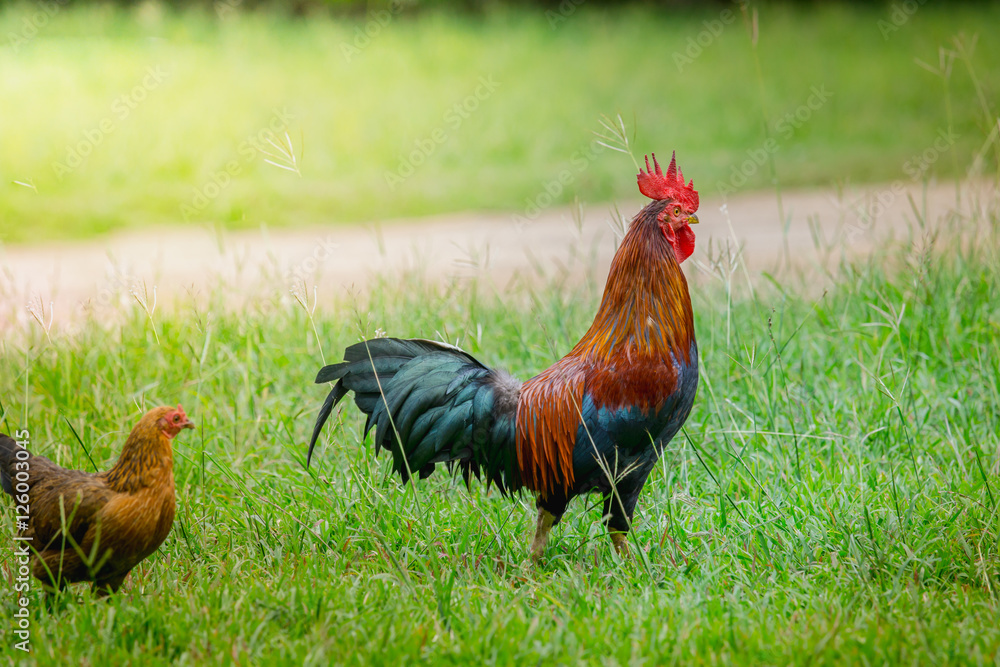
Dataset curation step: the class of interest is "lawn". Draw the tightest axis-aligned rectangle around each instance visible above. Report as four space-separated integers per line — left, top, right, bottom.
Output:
2 1 1000 665
1 1 999 242
1 182 999 664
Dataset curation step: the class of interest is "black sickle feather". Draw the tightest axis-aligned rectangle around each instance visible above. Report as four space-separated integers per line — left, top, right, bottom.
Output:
306 381 347 468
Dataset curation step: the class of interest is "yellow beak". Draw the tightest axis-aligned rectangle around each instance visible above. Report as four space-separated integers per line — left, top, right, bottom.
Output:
687 214 699 225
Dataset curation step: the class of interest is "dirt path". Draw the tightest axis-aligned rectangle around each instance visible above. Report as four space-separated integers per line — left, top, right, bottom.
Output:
0 179 990 332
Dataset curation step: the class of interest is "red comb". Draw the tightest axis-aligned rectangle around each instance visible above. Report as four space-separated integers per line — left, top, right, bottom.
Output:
637 152 699 211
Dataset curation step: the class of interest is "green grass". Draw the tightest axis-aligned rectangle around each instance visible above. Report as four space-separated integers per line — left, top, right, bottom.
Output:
2 2 1000 663
2 2 999 242
1 189 999 664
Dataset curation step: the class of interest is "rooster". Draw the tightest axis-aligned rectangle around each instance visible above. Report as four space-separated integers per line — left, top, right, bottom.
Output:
308 153 699 559
0 405 194 595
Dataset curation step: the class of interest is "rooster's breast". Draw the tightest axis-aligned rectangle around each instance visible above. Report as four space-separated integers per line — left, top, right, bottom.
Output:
574 344 699 464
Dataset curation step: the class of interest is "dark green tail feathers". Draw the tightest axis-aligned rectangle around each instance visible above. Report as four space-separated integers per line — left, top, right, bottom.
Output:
308 338 523 492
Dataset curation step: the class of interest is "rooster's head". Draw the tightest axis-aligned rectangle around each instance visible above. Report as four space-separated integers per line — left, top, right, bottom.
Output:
637 152 699 263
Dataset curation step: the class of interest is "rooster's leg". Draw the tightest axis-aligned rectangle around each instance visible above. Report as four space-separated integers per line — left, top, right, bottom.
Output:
603 493 635 557
531 495 568 560
530 507 556 561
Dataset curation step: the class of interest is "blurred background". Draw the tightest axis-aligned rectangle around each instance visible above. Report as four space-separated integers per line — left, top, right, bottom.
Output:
0 0 998 243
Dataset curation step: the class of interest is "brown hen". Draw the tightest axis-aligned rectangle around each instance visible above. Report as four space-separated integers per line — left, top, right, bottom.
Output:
0 405 193 595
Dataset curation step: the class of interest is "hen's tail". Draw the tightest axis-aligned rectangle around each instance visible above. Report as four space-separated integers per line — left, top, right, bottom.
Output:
0 433 27 498
308 338 523 492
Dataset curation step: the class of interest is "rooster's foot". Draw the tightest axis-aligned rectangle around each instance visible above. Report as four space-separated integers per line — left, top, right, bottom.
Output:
610 531 630 557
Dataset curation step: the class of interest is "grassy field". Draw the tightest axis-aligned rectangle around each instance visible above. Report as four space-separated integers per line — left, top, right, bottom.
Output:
2 1 1000 664
1 186 999 664
1 2 999 242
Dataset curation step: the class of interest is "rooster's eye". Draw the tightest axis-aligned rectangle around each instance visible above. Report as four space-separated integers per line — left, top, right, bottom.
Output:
173 415 180 422
673 206 681 217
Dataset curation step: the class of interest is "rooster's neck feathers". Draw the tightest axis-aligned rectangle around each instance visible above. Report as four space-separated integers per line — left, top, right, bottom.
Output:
575 201 695 364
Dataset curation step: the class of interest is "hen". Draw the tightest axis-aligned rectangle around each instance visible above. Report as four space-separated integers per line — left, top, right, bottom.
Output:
308 153 699 559
0 405 193 594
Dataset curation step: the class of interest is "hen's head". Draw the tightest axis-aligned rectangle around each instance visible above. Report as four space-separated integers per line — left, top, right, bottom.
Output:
150 405 195 439
637 152 699 263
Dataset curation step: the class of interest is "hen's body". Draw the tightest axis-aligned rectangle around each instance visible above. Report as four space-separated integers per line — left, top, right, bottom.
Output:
309 154 699 557
0 406 192 594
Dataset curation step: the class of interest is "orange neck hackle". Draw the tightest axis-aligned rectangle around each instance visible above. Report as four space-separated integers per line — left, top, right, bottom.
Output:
573 198 696 368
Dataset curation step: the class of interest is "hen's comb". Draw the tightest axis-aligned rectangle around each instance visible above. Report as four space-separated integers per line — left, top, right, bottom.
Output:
637 152 699 211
